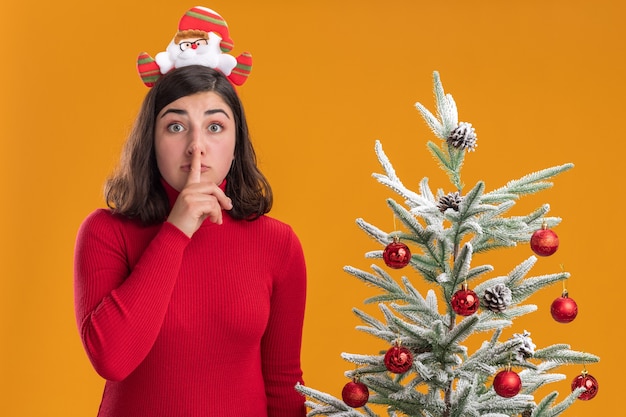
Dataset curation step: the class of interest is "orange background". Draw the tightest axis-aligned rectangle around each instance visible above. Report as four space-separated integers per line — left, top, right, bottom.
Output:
1 1 623 415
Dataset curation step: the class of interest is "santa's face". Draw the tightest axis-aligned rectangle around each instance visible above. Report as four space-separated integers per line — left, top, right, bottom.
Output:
166 36 209 64
178 38 208 52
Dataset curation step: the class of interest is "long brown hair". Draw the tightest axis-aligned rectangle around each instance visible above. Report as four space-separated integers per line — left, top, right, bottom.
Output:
105 65 273 224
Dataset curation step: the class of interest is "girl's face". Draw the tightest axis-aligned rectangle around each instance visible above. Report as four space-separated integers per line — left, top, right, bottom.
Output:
155 91 236 191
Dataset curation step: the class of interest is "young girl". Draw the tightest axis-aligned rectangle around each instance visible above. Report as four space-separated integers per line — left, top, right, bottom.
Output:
73 43 307 417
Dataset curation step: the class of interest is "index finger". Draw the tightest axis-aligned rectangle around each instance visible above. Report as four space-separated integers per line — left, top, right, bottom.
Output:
186 148 202 186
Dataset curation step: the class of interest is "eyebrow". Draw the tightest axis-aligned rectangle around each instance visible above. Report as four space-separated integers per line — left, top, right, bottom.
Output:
160 108 231 119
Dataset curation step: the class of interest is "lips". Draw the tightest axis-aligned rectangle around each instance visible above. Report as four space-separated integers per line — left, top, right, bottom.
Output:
182 165 209 172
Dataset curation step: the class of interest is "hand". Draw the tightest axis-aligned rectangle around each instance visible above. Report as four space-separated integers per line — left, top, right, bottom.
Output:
166 149 233 237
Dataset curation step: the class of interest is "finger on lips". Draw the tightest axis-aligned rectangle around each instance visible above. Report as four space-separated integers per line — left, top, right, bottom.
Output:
183 149 232 214
186 149 202 185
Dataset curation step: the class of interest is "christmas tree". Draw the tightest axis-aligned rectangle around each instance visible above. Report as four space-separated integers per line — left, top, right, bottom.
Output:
296 71 599 417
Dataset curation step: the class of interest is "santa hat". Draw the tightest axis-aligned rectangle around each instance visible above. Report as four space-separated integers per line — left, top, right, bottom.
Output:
178 6 234 52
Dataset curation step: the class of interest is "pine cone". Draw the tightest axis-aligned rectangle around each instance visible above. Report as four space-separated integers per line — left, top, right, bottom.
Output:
447 122 477 152
437 191 463 213
521 408 533 417
481 283 512 312
511 331 536 361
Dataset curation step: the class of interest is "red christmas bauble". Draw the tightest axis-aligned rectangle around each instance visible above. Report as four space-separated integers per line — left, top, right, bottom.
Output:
451 287 479 316
551 293 578 323
341 380 369 408
384 345 414 374
383 240 411 269
571 372 598 400
530 226 559 257
493 369 522 398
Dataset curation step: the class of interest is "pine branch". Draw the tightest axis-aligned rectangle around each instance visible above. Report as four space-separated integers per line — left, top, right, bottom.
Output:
343 265 405 299
475 392 535 415
475 414 509 417
532 344 571 358
355 218 393 246
341 353 384 367
441 315 480 349
542 389 585 417
426 142 464 190
382 305 437 343
531 391 558 417
387 199 449 272
466 264 494 283
373 141 439 213
352 308 391 333
476 305 538 326
514 205 551 227
419 177 437 210
296 383 365 416
449 379 476 417
506 256 536 284
521 372 566 395
469 204 555 253
407 254 443 283
448 243 473 295
484 164 574 200
473 318 514 332
533 349 600 365
433 72 458 134
415 103 445 139
530 388 585 417
393 286 444 324
460 337 521 373
511 272 569 303
447 182 497 252
370 379 447 417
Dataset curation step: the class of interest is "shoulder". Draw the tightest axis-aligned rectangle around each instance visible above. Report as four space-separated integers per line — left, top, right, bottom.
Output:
79 208 141 234
229 216 307 290
255 214 293 231
233 214 304 258
78 208 117 235
77 209 157 245
250 215 301 243
256 217 307 286
256 215 305 264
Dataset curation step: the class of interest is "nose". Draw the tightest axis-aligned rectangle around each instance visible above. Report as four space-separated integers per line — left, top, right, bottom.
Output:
191 43 198 50
186 130 206 156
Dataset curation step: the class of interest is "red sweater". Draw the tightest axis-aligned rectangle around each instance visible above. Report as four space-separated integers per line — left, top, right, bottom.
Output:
74 183 307 417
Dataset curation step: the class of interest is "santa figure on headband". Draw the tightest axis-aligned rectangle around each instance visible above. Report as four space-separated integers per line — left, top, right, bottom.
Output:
137 6 252 87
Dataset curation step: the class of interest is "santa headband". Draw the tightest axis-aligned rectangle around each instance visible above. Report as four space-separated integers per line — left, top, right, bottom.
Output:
137 6 252 87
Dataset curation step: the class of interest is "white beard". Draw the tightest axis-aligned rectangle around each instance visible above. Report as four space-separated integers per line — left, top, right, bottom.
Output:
155 32 237 76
